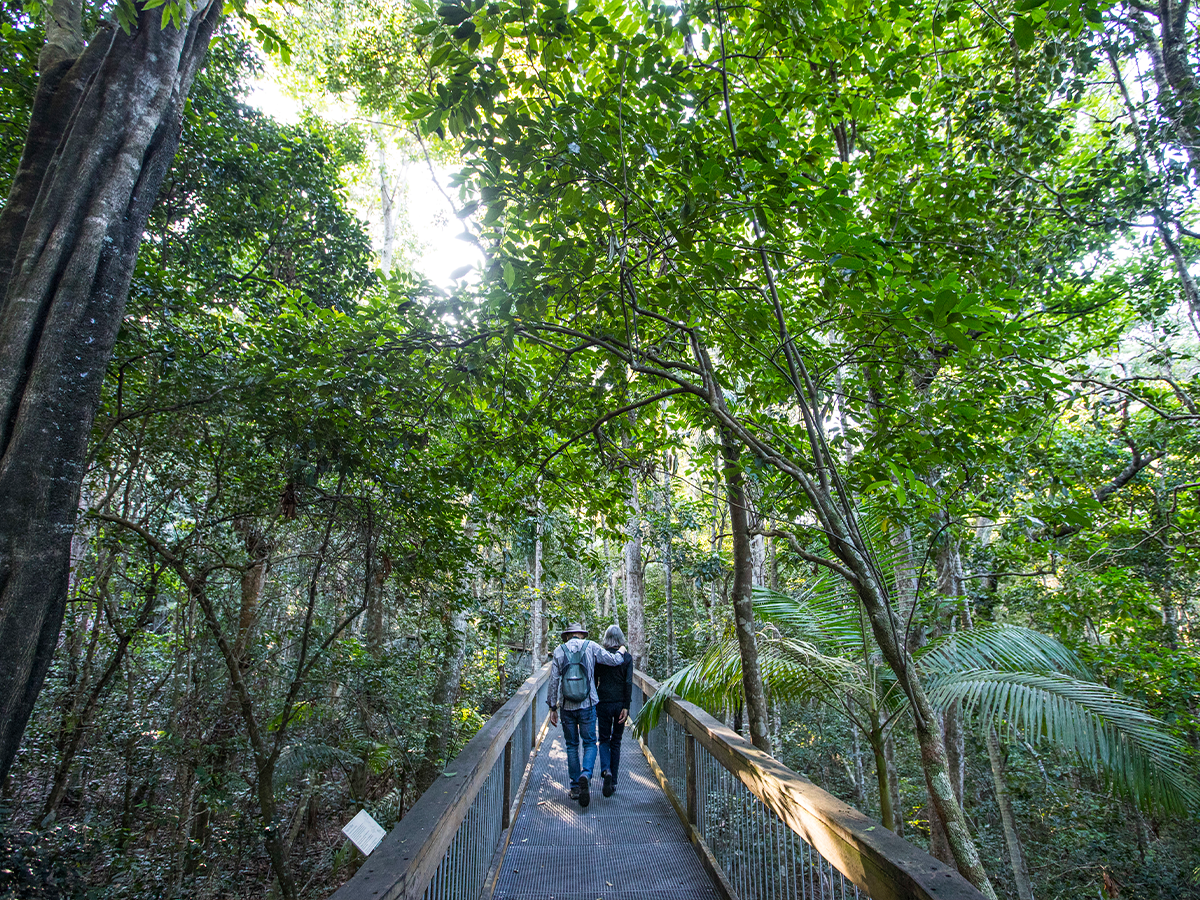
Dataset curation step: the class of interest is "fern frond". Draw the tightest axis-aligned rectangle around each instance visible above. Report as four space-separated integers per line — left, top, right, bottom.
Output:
275 742 361 787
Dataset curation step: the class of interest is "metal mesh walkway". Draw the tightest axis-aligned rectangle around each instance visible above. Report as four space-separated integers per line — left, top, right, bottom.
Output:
490 728 721 900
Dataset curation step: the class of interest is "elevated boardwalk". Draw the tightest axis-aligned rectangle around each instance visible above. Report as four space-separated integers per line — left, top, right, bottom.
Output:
489 728 719 900
331 665 988 900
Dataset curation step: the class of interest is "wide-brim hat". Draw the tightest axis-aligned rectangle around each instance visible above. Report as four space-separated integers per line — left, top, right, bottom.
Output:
560 622 588 638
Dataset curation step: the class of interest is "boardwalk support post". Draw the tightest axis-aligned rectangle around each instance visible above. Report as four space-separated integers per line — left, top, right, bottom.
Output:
502 738 513 829
686 732 698 826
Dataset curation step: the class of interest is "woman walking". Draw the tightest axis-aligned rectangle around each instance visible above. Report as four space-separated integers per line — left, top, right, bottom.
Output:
595 624 633 797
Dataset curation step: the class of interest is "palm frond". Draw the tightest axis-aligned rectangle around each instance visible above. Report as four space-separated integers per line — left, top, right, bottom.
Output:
920 625 1091 679
852 506 922 607
752 585 865 655
926 667 1200 814
633 630 868 736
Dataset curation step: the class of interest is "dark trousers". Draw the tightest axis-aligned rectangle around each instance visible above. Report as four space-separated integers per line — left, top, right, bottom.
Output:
596 700 626 784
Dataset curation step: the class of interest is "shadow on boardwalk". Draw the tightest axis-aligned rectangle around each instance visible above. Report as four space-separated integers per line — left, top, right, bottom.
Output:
490 729 720 900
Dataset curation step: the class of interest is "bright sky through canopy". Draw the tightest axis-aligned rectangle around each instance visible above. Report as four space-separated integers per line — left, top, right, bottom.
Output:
246 72 479 289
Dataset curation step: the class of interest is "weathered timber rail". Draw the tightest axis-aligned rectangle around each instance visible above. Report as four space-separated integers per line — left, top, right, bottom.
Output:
633 671 987 900
330 665 987 900
331 664 552 900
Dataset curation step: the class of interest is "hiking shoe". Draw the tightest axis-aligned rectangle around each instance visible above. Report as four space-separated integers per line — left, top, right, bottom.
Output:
578 775 590 808
569 783 581 801
602 770 614 797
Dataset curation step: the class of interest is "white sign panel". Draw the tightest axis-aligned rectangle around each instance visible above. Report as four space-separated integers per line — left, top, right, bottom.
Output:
342 809 386 855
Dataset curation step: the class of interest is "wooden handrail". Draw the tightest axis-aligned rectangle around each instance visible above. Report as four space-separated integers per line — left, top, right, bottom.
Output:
331 663 553 900
634 671 988 900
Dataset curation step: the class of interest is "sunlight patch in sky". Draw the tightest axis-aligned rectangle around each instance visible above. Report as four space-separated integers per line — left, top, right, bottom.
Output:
246 66 479 290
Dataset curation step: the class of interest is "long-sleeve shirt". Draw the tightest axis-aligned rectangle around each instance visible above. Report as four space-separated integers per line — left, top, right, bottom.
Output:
595 649 633 707
547 638 626 710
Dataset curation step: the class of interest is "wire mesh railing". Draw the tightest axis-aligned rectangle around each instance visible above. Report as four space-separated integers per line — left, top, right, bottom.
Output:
331 664 551 900
633 672 987 900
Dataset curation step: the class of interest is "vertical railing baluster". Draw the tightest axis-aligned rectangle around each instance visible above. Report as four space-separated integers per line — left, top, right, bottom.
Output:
787 816 797 900
502 737 513 829
685 732 697 826
755 798 765 900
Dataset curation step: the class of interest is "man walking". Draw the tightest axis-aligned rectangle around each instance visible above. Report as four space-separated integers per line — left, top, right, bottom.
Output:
547 622 626 808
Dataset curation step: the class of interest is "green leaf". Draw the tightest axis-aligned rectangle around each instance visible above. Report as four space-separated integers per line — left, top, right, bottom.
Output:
437 4 471 25
1012 15 1036 49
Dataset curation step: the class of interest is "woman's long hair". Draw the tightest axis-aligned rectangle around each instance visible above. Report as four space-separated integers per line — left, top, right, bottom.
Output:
603 624 626 651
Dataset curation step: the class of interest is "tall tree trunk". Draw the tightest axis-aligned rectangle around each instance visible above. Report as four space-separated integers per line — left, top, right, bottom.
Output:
365 551 387 656
0 0 224 784
531 501 544 670
592 523 604 618
929 535 972 865
416 610 469 791
945 703 966 808
375 127 397 273
1125 3 1200 178
832 541 990 894
624 473 647 668
707 450 721 626
926 759 955 866
850 719 868 810
744 475 768 588
885 732 904 836
234 519 272 667
986 726 1034 900
867 716 895 832
694 354 992 890
720 431 771 755
660 455 676 671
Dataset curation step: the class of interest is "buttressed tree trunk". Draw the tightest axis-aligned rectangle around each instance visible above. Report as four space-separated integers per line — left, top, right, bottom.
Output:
0 0 223 783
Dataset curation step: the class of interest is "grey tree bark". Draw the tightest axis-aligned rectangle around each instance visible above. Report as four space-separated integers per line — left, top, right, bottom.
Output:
624 471 647 668
374 127 398 273
531 500 544 670
0 0 224 785
659 454 676 670
986 726 1034 900
867 713 895 832
885 732 904 836
417 609 469 791
719 431 772 755
930 536 970 864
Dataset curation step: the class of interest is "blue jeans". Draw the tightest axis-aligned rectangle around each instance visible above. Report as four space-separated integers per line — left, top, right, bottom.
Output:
597 701 626 784
561 705 597 786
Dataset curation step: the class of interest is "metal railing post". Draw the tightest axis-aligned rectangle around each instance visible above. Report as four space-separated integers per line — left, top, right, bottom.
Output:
686 732 698 826
502 737 513 828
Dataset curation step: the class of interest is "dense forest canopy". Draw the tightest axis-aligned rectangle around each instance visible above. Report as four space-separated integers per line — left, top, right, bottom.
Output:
0 0 1198 896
